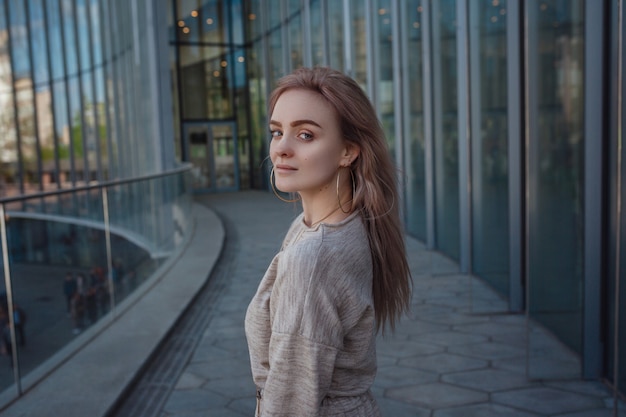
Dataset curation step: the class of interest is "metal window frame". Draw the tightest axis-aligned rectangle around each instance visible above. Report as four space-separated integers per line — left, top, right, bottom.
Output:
507 0 523 312
421 0 435 248
456 0 471 273
583 0 607 380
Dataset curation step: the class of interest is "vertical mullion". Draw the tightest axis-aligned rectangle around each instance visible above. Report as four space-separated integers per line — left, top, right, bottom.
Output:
613 0 624 405
400 0 411 225
422 0 435 248
391 0 404 221
365 0 376 104
507 0 524 312
456 0 471 273
524 0 539 379
583 0 607 379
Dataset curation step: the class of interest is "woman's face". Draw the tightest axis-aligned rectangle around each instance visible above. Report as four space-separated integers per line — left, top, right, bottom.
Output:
269 88 357 197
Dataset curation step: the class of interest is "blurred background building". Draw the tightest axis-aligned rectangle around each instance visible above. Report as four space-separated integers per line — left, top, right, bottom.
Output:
0 0 624 409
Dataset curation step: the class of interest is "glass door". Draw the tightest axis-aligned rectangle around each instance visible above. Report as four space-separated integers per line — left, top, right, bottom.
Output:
184 122 239 192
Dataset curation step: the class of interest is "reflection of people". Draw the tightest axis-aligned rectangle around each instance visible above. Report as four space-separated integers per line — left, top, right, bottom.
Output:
245 67 412 416
62 272 76 315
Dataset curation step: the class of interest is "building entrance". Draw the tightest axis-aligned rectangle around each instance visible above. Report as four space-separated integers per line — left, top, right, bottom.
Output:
184 122 239 192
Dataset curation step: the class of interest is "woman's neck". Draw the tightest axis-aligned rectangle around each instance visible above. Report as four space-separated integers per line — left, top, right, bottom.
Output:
300 194 347 228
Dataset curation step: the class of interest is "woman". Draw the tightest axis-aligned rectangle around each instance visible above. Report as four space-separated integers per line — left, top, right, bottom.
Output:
245 67 412 416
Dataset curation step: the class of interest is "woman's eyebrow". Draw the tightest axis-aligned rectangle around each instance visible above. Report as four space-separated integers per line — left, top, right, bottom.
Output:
269 119 322 128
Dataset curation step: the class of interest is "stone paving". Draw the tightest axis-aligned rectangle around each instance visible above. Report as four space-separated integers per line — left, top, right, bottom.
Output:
158 191 625 417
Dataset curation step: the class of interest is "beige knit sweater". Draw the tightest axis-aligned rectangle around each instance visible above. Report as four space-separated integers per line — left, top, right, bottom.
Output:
245 211 381 417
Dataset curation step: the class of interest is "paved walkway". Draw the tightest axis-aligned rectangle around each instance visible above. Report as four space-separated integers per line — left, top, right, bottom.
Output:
158 192 624 417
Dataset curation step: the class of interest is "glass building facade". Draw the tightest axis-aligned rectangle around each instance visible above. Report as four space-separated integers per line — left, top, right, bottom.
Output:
0 0 191 403
1 0 625 408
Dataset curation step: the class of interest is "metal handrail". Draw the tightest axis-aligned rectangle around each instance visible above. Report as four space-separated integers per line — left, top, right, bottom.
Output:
0 163 193 205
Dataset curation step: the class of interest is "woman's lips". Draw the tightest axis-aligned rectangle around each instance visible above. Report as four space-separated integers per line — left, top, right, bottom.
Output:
275 164 297 172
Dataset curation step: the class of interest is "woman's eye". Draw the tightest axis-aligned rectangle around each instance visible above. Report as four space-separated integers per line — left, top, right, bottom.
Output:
270 130 282 138
298 132 313 141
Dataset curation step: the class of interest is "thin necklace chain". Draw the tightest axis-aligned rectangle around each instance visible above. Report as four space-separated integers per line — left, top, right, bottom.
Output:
308 205 342 228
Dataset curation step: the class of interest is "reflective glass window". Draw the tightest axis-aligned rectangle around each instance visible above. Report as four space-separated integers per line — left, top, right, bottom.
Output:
432 0 460 260
268 0 283 86
376 0 395 155
0 1 18 196
327 0 344 71
245 0 268 188
76 0 96 181
10 1 40 191
89 0 108 180
288 0 302 70
310 0 324 66
176 0 230 44
179 45 234 119
405 0 426 240
469 0 509 294
351 0 366 87
29 0 56 189
527 0 585 355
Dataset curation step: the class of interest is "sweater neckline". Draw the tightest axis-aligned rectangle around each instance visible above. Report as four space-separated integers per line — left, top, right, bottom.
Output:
299 210 360 231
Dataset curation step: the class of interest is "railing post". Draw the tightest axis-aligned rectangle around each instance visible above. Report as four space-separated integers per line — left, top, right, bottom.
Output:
101 188 116 317
0 204 22 395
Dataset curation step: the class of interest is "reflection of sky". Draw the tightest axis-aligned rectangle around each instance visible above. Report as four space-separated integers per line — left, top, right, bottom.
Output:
7 0 104 99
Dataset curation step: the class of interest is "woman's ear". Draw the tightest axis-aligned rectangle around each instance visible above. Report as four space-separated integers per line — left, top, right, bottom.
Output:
343 143 360 166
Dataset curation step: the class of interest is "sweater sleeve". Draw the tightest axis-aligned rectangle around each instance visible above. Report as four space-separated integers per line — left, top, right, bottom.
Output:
262 241 343 416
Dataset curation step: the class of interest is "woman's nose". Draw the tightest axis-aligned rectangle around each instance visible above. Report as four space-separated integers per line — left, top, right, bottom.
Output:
271 135 293 157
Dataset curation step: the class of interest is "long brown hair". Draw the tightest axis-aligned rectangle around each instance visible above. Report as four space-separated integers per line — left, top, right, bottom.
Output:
268 67 412 333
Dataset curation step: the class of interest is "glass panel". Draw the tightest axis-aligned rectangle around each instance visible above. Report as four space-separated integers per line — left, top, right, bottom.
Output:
288 0 302 70
469 1 509 296
327 0 344 71
61 0 84 185
245 0 267 189
377 0 395 155
432 0 460 261
0 1 18 198
175 0 230 44
608 0 626 399
10 1 40 193
310 0 324 66
405 0 426 240
212 123 237 190
0 189 108 394
29 0 57 191
527 0 584 379
351 0 367 87
179 45 234 119
268 0 283 87
186 125 212 189
0 168 192 397
75 0 97 182
89 0 108 180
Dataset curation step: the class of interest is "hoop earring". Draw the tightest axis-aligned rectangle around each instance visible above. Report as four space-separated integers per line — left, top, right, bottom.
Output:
270 167 300 203
337 167 356 214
